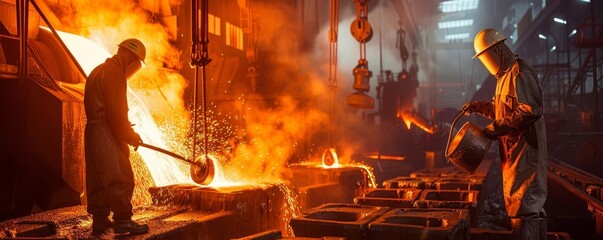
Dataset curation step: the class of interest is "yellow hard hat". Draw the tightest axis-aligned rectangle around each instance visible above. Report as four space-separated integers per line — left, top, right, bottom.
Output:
473 28 506 59
118 38 146 63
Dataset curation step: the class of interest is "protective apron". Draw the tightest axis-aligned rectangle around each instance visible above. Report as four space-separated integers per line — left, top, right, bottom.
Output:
474 58 548 238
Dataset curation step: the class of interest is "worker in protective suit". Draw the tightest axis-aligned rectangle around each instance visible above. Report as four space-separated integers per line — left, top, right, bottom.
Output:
84 38 149 235
462 29 547 240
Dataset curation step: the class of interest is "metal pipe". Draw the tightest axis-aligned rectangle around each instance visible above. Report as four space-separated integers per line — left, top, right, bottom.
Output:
191 0 199 52
549 157 603 182
200 0 209 59
547 171 603 213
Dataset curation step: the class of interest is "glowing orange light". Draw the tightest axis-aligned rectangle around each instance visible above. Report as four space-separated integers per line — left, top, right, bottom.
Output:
364 153 406 161
40 27 111 75
345 162 378 188
322 148 340 168
404 119 413 130
400 110 435 134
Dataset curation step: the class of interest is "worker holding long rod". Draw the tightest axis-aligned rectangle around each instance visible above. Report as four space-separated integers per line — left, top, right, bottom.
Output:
83 39 149 235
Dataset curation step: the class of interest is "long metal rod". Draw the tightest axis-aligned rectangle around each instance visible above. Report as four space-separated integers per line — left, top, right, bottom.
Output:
138 143 202 167
29 0 86 78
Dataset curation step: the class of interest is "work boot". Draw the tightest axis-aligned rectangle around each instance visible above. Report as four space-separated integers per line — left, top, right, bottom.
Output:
114 220 149 234
510 217 522 240
538 211 548 240
91 217 113 235
538 217 547 240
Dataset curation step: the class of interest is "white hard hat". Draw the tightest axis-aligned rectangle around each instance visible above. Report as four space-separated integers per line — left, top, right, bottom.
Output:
473 28 506 59
118 38 146 63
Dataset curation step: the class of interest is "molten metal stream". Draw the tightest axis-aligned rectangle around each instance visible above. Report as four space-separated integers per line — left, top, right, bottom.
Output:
401 110 435 134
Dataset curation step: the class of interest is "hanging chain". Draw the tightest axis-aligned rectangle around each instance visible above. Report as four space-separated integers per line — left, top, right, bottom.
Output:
191 0 212 162
327 0 339 147
354 0 369 61
328 0 339 89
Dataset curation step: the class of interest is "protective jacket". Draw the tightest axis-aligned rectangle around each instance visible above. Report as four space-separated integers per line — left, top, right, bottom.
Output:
84 56 139 220
473 58 547 219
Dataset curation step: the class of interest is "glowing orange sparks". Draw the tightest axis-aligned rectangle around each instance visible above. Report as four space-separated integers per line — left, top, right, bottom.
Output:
322 148 340 168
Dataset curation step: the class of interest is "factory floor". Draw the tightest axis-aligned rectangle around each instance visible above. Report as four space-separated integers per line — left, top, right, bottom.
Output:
0 205 236 239
0 157 588 240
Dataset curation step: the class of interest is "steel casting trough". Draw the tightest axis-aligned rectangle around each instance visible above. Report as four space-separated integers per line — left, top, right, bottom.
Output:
414 190 479 209
368 208 470 240
289 203 389 240
382 176 440 190
354 188 422 208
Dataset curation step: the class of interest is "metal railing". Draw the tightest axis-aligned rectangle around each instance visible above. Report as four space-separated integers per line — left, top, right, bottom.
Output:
548 157 603 213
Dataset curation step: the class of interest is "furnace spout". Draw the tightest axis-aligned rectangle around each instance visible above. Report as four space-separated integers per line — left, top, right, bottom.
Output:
401 110 435 134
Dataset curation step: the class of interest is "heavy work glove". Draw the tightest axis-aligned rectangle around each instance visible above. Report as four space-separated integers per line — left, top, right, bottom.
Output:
126 132 143 150
461 101 479 114
483 124 498 139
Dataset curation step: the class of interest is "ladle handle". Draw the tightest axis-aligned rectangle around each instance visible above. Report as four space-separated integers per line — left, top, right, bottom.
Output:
445 110 469 159
138 143 203 167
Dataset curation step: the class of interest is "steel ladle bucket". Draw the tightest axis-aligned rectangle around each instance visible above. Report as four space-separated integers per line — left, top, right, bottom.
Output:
445 111 493 173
